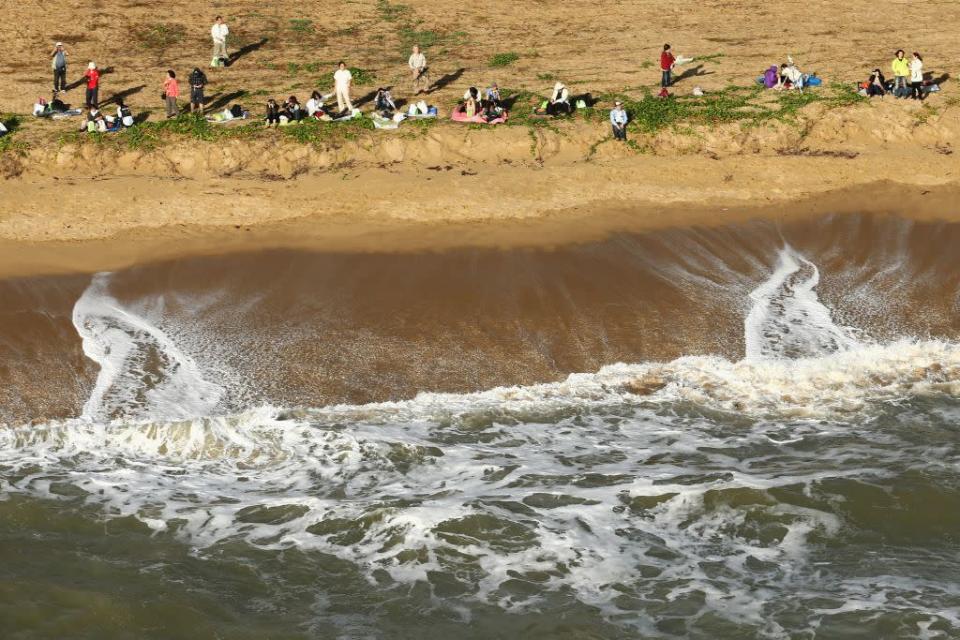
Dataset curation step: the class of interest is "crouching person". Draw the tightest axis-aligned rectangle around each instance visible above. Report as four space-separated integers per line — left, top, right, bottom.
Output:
610 101 628 141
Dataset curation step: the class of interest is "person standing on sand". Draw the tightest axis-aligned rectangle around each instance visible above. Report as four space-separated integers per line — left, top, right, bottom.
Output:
891 49 910 97
333 61 354 113
211 16 229 66
83 62 100 108
909 52 925 101
162 70 180 118
660 44 676 88
189 67 208 114
409 45 429 94
51 42 68 94
610 100 628 141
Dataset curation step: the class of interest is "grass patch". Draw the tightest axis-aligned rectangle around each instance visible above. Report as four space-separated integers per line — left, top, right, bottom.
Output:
490 52 520 67
289 18 314 33
132 23 186 53
377 0 411 22
0 115 27 154
602 83 867 135
536 72 556 82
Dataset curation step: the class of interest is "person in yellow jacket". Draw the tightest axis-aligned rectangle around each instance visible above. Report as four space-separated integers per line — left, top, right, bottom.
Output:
891 49 910 97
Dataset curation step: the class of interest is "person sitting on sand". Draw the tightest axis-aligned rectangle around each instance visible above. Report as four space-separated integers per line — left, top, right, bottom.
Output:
481 98 504 123
485 83 502 107
776 58 803 91
763 65 779 89
333 62 354 113
80 107 102 132
866 68 886 97
283 95 304 122
547 82 571 115
409 44 429 94
162 70 179 118
33 97 50 117
265 98 281 127
116 99 135 127
610 100 628 141
375 88 397 115
463 86 481 103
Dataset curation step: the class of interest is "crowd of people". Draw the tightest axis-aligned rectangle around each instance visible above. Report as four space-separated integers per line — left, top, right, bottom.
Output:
26 16 944 143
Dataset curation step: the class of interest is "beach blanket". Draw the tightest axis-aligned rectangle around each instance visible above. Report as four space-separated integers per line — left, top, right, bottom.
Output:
450 110 508 125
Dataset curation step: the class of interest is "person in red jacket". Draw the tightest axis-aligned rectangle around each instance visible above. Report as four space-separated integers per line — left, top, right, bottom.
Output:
83 62 100 108
660 44 676 88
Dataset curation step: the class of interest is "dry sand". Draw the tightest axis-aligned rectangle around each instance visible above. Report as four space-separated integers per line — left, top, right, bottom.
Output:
2 0 960 276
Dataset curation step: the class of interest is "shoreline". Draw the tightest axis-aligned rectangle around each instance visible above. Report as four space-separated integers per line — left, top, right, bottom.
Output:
2 170 960 280
2 98 959 279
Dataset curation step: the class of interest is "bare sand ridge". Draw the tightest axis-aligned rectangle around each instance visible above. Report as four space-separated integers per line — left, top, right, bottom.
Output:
1 0 960 272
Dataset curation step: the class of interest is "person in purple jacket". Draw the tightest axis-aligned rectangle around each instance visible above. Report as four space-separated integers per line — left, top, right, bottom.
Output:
763 65 778 88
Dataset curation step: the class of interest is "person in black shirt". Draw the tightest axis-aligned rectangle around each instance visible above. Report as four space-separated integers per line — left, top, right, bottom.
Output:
189 68 208 114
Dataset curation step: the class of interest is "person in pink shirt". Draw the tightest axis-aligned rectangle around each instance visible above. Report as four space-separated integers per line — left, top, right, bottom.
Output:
162 69 180 118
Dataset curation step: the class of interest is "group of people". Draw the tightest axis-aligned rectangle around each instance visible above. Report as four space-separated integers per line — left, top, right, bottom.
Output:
41 19 942 143
860 50 930 100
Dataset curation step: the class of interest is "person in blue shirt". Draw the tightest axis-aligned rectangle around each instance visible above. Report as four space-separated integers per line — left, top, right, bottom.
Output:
610 101 628 140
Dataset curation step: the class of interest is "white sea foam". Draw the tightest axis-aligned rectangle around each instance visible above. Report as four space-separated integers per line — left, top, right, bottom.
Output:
71 273 224 422
2 249 956 632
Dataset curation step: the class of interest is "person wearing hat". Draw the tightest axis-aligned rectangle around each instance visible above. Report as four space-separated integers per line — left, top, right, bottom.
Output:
83 62 100 108
610 100 628 141
51 42 68 94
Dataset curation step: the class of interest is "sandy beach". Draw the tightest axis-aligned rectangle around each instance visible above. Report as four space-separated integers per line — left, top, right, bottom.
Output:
1 0 959 280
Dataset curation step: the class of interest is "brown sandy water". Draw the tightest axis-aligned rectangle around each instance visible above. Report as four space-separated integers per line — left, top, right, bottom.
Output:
2 212 960 425
1 211 960 639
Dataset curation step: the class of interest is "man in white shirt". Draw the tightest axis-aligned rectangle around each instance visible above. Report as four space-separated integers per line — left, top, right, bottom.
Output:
408 45 428 94
333 61 353 112
211 16 229 65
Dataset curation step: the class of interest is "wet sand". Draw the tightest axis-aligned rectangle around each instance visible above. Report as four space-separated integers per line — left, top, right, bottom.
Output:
2 178 960 280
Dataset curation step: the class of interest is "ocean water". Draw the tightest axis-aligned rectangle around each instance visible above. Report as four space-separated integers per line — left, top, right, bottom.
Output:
1 216 959 639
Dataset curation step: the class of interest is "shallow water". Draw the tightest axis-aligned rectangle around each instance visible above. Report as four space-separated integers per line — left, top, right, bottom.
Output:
1 214 959 639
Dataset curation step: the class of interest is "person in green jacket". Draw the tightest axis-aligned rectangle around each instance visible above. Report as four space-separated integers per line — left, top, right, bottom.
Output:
891 49 910 97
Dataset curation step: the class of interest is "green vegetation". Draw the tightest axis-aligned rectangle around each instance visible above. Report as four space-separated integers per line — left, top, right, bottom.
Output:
56 113 376 152
132 23 186 53
0 115 26 154
536 72 556 82
602 83 867 134
376 0 411 22
288 18 314 34
490 52 520 67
